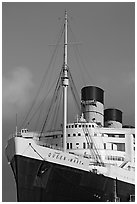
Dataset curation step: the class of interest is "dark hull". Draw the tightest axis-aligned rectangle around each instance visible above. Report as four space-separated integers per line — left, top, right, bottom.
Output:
11 155 135 202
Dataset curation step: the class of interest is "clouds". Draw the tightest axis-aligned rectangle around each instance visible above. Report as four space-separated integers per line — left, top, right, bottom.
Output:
3 67 34 119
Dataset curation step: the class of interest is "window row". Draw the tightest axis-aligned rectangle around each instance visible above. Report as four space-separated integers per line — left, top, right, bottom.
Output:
67 142 93 149
105 155 124 161
66 124 95 129
68 133 97 137
67 142 118 150
68 133 82 137
107 134 125 138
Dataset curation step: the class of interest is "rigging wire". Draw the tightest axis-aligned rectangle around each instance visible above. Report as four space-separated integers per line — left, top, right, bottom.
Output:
20 20 64 129
68 21 93 86
44 85 62 131
23 64 62 129
38 16 84 133
34 100 44 132
40 68 63 134
41 83 62 133
50 86 63 131
67 21 86 86
82 125 104 165
67 68 81 114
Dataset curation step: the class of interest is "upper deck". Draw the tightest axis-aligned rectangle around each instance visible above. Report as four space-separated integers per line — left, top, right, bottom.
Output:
15 121 135 167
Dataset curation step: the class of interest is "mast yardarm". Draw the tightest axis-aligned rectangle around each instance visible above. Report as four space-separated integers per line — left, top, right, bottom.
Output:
62 11 69 152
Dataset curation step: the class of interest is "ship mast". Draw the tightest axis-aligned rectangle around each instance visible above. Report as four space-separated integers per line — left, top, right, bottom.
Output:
62 11 69 152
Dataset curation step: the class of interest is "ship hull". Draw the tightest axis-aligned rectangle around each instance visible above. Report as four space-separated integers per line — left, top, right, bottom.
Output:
11 154 135 202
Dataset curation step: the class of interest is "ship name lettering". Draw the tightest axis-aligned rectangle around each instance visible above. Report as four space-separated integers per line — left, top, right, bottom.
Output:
48 153 66 161
48 153 52 157
48 152 82 164
52 154 56 158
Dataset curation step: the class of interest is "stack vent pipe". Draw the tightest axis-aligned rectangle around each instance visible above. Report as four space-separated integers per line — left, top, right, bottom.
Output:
81 86 104 126
104 108 122 128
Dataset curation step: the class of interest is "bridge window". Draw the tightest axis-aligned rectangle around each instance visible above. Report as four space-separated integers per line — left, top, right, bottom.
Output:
83 142 86 149
104 143 106 149
75 124 77 128
67 143 69 149
79 125 81 128
70 143 72 149
68 134 70 137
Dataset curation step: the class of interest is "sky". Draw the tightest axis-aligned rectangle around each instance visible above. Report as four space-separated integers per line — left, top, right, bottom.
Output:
2 2 135 201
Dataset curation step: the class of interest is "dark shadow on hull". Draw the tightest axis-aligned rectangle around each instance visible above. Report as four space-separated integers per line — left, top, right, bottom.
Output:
10 155 135 202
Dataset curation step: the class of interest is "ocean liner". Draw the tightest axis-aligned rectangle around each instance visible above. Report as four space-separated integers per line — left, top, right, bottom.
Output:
5 11 135 202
